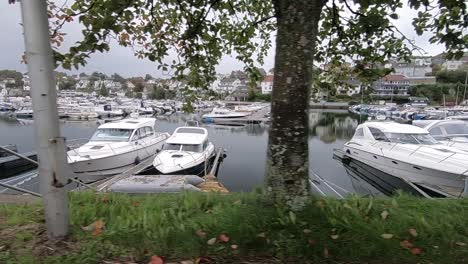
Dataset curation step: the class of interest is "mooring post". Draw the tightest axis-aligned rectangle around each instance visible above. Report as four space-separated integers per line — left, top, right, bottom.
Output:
20 0 70 238
464 176 468 198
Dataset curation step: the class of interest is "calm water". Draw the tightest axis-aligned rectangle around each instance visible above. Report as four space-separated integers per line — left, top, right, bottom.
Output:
0 110 376 196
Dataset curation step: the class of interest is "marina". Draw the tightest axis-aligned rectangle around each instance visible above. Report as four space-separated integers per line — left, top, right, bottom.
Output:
1 98 468 198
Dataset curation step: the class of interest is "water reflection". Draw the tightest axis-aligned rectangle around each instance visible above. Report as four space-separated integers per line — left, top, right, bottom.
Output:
0 110 424 197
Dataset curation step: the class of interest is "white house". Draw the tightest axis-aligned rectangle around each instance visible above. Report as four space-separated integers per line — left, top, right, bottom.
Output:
22 74 31 91
76 78 90 89
261 75 274 94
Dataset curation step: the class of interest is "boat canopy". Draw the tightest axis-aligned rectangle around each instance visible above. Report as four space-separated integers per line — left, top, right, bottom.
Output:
166 127 208 145
98 118 156 130
362 122 429 134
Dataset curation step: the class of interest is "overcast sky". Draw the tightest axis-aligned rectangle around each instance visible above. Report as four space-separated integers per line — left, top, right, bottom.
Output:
0 1 446 78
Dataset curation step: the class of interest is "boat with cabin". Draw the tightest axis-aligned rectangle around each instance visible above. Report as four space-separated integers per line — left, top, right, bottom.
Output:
202 108 250 121
67 117 170 182
152 125 215 176
413 119 468 152
343 122 468 195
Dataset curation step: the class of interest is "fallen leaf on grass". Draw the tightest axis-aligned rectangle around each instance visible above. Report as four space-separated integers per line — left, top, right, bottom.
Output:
233 200 242 205
0 245 5 251
207 238 216 245
323 247 329 258
132 201 140 207
180 260 194 264
455 242 466 246
408 228 418 237
100 196 110 203
410 247 422 255
400 240 413 249
218 234 230 243
195 230 206 238
381 210 389 220
308 239 316 246
148 255 164 264
195 257 212 264
330 235 339 240
257 232 266 238
92 220 105 236
381 234 394 239
303 229 312 234
230 244 238 250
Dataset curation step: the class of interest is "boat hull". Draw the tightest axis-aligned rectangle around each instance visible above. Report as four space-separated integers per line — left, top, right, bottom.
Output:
343 144 466 194
68 135 168 183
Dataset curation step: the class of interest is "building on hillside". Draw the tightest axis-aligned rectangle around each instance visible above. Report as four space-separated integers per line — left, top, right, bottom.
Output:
408 97 429 107
76 78 90 89
126 81 135 89
372 74 410 97
3 78 16 84
216 77 242 93
385 57 432 77
0 88 7 97
406 76 436 86
22 74 30 91
226 85 249 101
432 52 468 71
261 75 274 94
336 78 362 97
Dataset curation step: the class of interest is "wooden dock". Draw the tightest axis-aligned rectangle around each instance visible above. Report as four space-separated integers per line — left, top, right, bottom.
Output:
90 147 229 193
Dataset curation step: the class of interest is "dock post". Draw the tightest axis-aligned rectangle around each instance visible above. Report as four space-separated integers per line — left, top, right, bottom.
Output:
20 0 69 238
464 176 468 198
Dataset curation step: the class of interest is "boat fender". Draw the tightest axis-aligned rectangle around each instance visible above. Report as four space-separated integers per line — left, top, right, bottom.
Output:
184 175 205 185
134 156 141 165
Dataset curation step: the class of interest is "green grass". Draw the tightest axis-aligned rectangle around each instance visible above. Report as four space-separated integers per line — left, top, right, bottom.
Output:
1 192 468 263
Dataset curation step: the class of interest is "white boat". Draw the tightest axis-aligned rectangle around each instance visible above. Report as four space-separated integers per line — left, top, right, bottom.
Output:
15 106 34 118
413 120 468 152
343 122 468 195
68 107 99 120
67 117 170 182
202 108 250 120
152 126 215 175
95 104 124 118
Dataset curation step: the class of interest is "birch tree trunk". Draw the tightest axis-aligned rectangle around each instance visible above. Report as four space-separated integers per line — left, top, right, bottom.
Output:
266 0 324 210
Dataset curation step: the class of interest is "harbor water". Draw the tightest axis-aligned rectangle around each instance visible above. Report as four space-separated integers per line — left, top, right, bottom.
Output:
0 110 384 196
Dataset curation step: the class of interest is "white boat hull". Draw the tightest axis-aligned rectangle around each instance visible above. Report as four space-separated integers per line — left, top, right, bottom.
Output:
68 133 169 182
344 144 466 194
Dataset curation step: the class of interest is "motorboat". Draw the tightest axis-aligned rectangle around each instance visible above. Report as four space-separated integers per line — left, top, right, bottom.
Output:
95 104 124 118
67 117 170 182
343 122 468 195
68 107 99 120
413 120 468 152
152 125 215 176
202 108 250 120
15 106 34 118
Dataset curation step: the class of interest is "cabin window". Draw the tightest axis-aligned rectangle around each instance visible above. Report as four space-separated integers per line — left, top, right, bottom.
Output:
144 126 154 137
183 144 202 152
443 123 468 135
203 140 209 150
385 133 438 145
354 128 364 137
368 127 389 142
131 129 140 141
163 143 181 151
429 127 443 137
90 128 132 142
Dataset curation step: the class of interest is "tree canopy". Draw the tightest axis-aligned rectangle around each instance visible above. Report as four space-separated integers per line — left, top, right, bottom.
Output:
48 0 467 87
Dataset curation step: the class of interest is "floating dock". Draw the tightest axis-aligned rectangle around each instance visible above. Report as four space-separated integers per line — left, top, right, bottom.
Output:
89 147 229 193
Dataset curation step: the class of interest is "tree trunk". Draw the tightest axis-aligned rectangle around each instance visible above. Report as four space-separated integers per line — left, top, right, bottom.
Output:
266 0 324 210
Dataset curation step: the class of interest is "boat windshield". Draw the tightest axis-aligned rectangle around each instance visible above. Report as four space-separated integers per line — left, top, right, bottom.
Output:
163 143 202 152
384 133 438 145
90 128 133 142
442 123 468 135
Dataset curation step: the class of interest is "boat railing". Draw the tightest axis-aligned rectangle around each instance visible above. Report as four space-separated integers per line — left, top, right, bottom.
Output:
387 142 468 165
